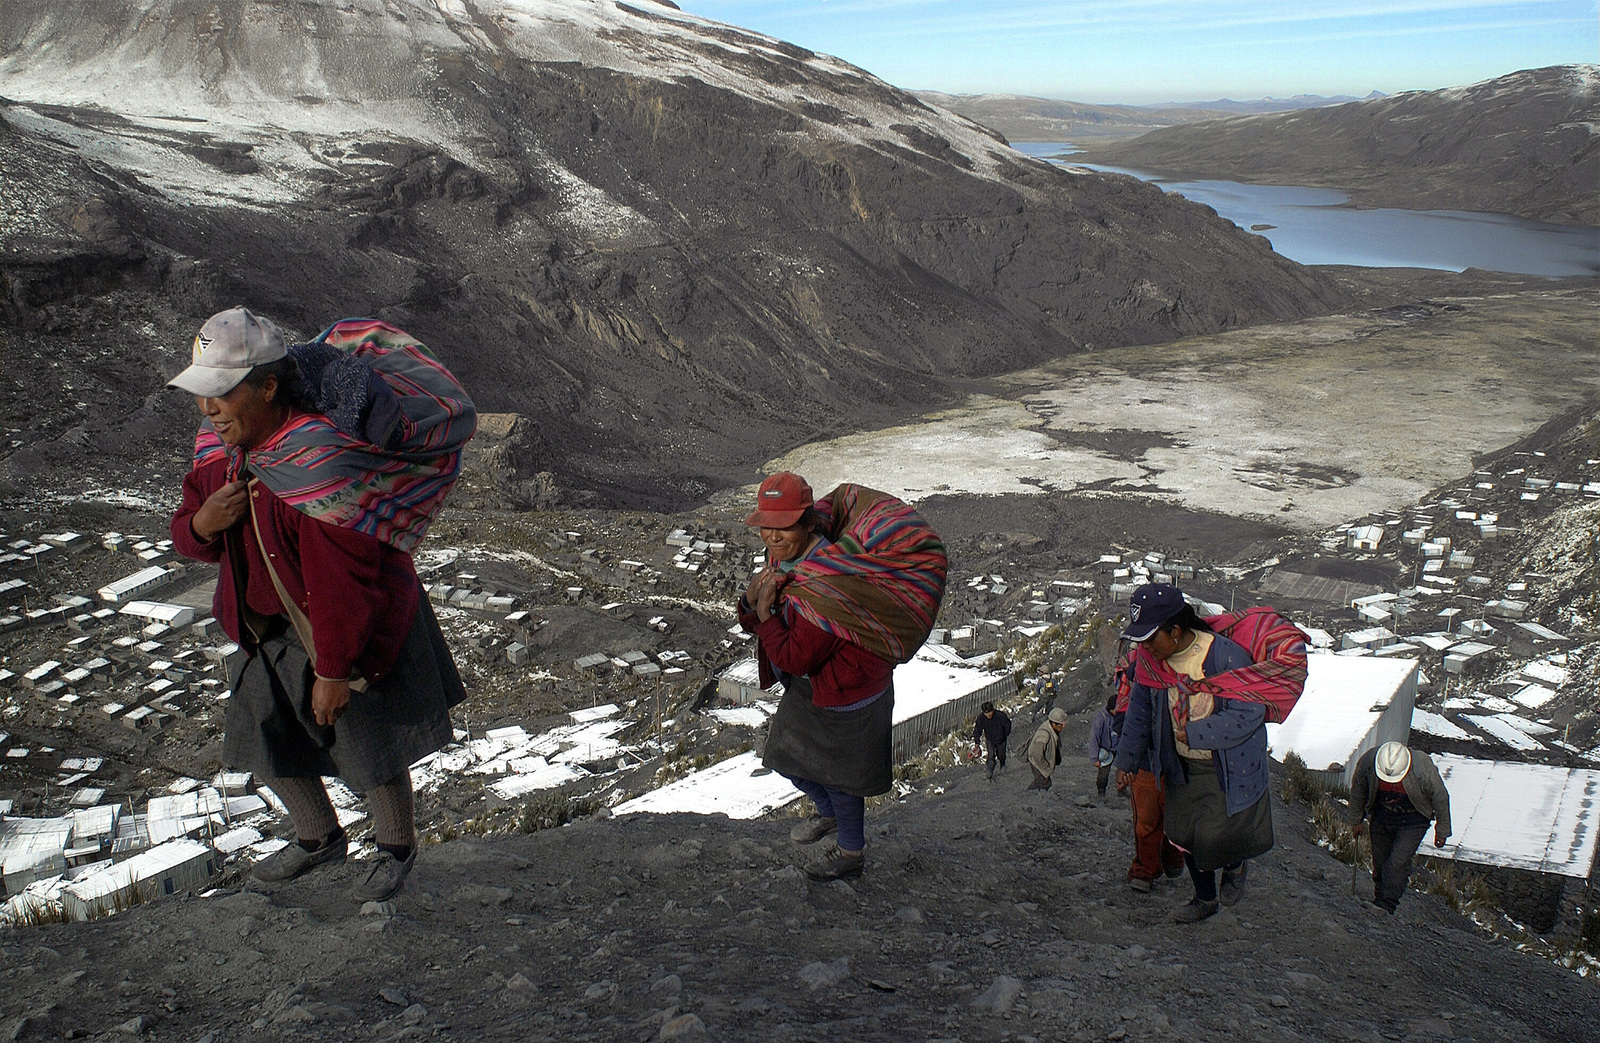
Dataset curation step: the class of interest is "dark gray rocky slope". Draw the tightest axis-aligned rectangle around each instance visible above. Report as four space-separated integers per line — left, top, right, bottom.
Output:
0 0 1346 509
1073 65 1600 227
2 760 1594 1042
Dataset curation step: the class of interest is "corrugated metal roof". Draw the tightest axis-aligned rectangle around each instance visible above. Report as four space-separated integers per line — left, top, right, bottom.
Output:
1430 755 1600 879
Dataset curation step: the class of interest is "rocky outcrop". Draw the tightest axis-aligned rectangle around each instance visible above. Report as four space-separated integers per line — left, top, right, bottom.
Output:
1073 65 1600 227
0 0 1349 507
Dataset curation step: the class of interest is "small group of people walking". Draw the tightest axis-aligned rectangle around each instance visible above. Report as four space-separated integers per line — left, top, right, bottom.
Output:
167 309 1447 916
992 582 1453 922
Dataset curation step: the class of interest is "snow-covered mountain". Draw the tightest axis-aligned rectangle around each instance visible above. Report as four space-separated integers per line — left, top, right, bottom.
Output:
0 0 1346 507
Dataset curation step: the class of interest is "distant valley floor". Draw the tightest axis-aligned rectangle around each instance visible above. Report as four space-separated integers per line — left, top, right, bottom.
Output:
745 270 1598 535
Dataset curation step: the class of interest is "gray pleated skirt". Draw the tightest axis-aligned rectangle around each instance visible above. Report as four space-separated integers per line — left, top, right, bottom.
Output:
761 675 895 798
1165 754 1274 872
222 596 466 791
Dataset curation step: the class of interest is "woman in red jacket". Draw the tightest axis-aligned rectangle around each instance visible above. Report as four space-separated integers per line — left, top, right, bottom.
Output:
169 308 465 902
739 472 895 882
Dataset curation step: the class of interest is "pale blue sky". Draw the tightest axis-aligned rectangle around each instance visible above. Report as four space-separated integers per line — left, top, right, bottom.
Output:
673 1 1600 103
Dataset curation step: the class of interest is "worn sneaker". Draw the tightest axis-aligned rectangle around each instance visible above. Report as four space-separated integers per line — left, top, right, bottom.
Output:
351 844 417 902
1172 898 1219 924
252 832 347 883
803 845 865 881
1219 862 1248 907
789 815 838 845
1128 877 1153 893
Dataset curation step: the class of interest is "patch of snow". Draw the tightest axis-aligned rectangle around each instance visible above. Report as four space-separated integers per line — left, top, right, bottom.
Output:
1411 709 1478 742
613 750 800 819
1461 714 1546 751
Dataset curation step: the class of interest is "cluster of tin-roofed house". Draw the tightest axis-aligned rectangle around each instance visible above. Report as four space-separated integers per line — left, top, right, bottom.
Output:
1 454 1595 929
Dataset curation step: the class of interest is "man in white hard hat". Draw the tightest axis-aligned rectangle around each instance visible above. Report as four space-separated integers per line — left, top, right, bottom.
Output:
1349 741 1452 914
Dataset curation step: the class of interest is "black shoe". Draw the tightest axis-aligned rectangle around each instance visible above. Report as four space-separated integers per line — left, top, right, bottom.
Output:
253 832 347 883
789 815 838 844
351 842 417 902
804 845 864 881
1219 862 1248 907
1173 898 1219 924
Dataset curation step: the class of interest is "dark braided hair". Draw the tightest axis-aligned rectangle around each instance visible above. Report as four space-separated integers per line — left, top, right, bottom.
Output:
242 356 316 413
1160 604 1214 637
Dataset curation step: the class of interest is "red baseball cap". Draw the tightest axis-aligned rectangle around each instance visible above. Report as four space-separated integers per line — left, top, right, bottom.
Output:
744 471 814 527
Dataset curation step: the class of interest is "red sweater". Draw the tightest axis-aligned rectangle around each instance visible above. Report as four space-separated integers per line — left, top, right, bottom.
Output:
739 597 893 708
171 456 420 683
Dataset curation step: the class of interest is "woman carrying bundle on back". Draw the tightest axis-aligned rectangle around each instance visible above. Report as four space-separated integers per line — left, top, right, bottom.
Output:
738 472 947 881
1114 582 1307 923
170 308 474 902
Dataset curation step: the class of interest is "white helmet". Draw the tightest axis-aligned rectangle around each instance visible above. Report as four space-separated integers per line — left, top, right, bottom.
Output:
1375 741 1411 783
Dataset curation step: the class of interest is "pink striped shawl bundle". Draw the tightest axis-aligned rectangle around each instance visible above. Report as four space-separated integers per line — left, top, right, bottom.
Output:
191 318 476 553
781 484 948 665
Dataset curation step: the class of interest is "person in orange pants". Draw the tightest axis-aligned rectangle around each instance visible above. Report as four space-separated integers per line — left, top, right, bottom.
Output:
1125 769 1186 891
1111 653 1183 892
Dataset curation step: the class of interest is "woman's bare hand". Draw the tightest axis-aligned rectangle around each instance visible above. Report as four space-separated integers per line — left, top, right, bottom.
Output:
191 480 249 541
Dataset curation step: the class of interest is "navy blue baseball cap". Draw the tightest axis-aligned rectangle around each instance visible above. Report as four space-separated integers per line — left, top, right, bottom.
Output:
1121 582 1186 641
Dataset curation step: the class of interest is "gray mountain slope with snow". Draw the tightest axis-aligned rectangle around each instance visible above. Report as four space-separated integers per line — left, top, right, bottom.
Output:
0 0 1346 508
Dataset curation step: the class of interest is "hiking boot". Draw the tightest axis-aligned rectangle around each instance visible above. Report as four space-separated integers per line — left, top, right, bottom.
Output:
1172 898 1219 924
1164 862 1187 879
789 815 838 845
351 843 418 902
1128 876 1153 893
252 832 347 883
803 845 864 882
1219 862 1248 907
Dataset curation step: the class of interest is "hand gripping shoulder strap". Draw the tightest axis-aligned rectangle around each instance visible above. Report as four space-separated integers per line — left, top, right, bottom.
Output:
247 480 369 692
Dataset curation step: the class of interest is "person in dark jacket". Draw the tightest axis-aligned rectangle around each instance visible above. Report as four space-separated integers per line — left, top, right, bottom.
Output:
1115 583 1273 923
169 308 465 903
1350 742 1452 913
739 472 894 883
972 701 1013 781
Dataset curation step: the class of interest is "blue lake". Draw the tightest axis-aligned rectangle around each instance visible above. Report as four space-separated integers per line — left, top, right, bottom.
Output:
1012 142 1600 278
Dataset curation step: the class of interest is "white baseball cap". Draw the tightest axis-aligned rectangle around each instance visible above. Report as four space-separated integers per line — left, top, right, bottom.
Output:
168 307 287 398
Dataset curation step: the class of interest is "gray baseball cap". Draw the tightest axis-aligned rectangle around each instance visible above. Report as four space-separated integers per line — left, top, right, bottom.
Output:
168 307 287 398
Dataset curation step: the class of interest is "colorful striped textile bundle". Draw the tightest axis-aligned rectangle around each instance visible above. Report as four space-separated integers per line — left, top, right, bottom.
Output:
782 484 948 665
192 318 477 553
1131 606 1310 725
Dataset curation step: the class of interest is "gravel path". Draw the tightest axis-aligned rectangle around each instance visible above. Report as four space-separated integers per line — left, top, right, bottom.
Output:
4 758 1593 1042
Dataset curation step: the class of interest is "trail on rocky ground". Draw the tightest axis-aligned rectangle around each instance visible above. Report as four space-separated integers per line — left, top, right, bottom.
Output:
3 755 1593 1043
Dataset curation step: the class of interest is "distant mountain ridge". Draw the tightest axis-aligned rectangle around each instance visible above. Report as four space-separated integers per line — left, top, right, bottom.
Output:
1149 91 1385 113
1070 65 1600 227
913 91 1379 143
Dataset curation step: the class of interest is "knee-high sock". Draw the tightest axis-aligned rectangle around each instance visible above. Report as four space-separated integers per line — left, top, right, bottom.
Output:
267 775 339 842
365 770 416 848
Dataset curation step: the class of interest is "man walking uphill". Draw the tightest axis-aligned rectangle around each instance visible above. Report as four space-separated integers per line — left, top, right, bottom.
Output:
972 701 1012 781
1027 708 1069 790
1350 741 1451 914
